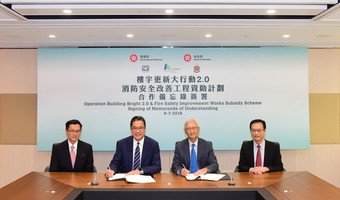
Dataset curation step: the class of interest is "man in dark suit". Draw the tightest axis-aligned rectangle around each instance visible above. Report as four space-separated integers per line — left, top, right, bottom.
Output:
238 119 284 174
105 116 161 177
171 119 219 176
49 119 94 172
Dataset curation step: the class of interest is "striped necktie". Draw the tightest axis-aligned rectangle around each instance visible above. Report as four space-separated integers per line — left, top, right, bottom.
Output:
133 142 141 170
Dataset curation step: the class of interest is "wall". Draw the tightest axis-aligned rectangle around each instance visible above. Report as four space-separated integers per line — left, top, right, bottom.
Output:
0 49 339 188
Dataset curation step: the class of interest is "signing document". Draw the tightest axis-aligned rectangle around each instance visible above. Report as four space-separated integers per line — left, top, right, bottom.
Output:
186 173 225 181
108 173 156 183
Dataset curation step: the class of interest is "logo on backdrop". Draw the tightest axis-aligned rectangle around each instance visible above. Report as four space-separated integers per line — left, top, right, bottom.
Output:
183 54 192 62
193 64 200 73
164 64 180 73
130 54 138 62
141 65 150 72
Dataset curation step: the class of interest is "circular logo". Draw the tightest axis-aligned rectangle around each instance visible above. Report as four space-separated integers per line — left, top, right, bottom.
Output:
130 54 138 62
142 65 150 72
193 65 200 73
183 54 192 62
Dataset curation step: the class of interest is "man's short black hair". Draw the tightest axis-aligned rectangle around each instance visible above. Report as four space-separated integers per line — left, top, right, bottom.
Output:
130 116 146 128
65 119 82 130
249 119 266 130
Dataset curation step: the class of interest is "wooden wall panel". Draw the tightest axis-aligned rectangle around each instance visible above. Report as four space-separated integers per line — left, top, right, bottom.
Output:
310 93 340 144
0 49 37 94
309 49 340 93
0 94 37 144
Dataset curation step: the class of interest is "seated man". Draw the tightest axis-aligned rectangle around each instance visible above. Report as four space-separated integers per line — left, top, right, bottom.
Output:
49 119 94 172
238 119 284 174
171 119 219 176
105 116 161 177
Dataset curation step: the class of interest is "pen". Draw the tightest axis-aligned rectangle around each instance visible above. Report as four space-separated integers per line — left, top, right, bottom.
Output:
181 164 186 169
106 166 115 177
107 166 113 174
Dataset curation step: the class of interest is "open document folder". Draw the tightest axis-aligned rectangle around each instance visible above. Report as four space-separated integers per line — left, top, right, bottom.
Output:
185 173 226 181
108 173 156 183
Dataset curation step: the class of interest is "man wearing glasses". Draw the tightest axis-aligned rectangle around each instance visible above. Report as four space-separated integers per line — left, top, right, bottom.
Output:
238 119 284 174
49 119 94 172
105 116 161 177
171 119 219 176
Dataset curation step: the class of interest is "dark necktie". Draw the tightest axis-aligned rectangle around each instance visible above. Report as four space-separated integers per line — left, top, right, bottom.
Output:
190 143 199 173
256 145 262 167
133 142 141 170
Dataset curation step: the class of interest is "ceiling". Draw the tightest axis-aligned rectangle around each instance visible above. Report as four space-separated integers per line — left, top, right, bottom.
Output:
1 0 340 48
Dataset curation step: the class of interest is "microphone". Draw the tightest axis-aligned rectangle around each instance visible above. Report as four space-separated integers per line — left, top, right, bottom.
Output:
226 172 235 186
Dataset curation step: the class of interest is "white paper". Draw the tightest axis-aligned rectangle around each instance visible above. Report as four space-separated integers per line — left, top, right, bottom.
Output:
108 173 126 181
199 173 225 181
185 173 198 180
125 175 156 183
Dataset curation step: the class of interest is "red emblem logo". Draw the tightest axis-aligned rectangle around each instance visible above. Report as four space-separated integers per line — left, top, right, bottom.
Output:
183 54 191 62
193 65 200 73
130 54 138 62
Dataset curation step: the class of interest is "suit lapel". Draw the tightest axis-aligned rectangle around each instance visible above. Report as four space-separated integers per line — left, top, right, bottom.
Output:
264 140 269 166
74 140 82 170
141 137 147 167
183 139 190 168
62 140 73 170
248 141 255 166
127 136 134 170
197 138 203 168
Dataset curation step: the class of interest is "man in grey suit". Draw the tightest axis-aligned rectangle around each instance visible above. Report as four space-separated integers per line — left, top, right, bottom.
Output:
171 119 219 176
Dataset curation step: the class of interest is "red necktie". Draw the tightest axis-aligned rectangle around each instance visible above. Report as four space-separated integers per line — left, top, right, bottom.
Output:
256 145 262 167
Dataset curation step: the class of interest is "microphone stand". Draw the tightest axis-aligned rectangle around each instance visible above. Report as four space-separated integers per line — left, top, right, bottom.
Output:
226 172 235 186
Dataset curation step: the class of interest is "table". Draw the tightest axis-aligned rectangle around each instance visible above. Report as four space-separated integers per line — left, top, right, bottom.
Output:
0 172 339 200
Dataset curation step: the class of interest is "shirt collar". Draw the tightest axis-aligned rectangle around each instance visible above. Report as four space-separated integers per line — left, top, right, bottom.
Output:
188 138 198 146
134 137 145 146
253 140 265 148
68 140 78 150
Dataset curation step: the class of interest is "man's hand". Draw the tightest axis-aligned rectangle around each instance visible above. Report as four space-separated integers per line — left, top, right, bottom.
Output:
105 169 115 178
194 168 209 176
180 168 190 176
127 169 141 175
250 167 269 174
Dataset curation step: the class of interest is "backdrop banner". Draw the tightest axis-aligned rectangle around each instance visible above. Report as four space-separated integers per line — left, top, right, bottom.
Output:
38 47 309 150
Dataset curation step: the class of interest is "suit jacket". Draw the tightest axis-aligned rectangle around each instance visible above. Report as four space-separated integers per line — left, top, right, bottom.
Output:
49 140 94 172
171 138 219 174
238 140 284 172
109 136 161 175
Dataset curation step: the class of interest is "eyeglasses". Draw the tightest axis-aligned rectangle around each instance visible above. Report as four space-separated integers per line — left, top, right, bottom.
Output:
131 126 145 131
250 128 264 133
67 130 81 134
185 127 198 131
